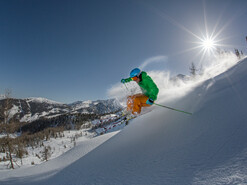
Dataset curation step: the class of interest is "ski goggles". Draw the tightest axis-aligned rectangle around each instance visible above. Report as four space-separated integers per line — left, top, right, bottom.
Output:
131 76 138 81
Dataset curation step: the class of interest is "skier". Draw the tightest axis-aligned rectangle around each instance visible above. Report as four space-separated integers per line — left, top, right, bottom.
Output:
121 68 159 115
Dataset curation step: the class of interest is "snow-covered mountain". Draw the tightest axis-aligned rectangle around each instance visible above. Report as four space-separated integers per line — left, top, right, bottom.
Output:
1 57 247 185
0 94 5 100
0 98 122 123
69 99 122 114
26 97 64 105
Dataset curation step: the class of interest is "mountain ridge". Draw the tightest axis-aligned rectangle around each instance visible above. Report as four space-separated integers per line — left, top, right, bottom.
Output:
0 97 122 123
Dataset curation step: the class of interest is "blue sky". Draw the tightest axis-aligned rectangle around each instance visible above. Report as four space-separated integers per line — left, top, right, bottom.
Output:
0 0 247 103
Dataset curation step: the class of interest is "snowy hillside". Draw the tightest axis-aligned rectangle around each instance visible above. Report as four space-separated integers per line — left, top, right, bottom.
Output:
1 57 247 185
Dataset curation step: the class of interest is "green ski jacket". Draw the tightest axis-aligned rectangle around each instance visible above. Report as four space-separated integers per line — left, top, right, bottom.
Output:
124 71 159 101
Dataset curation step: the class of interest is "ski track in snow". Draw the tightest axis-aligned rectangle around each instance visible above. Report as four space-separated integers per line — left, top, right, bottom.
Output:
193 148 247 184
1 57 247 185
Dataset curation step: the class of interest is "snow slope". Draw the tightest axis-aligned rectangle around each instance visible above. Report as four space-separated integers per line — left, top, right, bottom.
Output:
1 58 247 185
0 131 119 184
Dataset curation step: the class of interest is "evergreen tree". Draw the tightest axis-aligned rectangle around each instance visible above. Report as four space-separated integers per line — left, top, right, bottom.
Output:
235 49 240 59
189 62 197 77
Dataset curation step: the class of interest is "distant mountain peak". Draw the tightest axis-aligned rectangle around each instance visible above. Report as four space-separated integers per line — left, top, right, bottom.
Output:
25 97 64 105
0 94 6 100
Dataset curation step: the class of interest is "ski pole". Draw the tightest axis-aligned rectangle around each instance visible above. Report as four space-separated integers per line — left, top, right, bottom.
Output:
154 103 193 115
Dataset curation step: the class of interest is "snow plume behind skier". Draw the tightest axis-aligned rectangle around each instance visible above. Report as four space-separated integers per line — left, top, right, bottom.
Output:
108 53 239 113
121 68 159 115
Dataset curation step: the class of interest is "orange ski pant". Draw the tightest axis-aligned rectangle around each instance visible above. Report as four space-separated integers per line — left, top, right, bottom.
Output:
127 94 151 114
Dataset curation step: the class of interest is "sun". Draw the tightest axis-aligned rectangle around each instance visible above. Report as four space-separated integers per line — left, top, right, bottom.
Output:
193 33 220 59
202 38 216 51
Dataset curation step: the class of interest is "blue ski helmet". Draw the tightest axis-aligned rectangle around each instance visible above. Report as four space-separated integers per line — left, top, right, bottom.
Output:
130 68 141 78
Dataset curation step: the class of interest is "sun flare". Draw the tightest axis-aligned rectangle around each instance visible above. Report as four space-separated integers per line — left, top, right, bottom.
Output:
202 38 215 50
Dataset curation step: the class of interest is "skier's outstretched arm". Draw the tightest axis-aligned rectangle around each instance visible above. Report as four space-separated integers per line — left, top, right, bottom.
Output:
121 77 133 83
